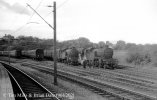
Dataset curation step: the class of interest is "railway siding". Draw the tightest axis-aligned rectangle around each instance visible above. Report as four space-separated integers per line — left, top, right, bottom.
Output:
19 62 156 100
30 61 157 92
1 58 157 99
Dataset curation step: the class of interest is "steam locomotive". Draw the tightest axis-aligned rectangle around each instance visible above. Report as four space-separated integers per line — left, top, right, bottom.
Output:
81 45 118 69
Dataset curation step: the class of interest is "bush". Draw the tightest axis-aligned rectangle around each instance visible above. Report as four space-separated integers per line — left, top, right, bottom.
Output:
149 46 157 67
126 47 151 65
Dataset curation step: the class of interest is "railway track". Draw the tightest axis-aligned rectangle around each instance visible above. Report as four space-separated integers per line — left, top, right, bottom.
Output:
1 58 157 99
33 61 157 91
1 62 60 100
20 62 156 100
13 59 157 82
113 65 157 80
52 65 157 92
2 57 157 82
15 60 157 86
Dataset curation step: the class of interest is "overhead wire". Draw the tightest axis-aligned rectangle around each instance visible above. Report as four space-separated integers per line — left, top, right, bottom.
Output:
27 0 44 23
7 0 30 34
13 0 44 34
14 0 70 36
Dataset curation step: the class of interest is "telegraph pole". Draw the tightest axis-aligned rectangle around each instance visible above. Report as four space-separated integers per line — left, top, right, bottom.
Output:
53 1 57 85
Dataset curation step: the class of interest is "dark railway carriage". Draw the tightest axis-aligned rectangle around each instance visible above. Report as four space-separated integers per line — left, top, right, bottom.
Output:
22 49 44 60
0 50 21 58
36 49 44 60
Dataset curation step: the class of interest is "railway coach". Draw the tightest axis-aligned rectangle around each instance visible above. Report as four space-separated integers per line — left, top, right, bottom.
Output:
10 50 22 58
2 51 9 56
22 49 44 61
0 50 22 58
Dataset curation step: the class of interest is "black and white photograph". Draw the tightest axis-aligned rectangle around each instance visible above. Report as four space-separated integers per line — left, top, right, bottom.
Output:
0 0 157 100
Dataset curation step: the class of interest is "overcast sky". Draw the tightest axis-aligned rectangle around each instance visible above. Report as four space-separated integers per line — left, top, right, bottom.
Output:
0 0 157 44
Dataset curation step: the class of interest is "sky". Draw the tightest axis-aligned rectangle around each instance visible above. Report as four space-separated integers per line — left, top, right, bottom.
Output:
0 0 157 44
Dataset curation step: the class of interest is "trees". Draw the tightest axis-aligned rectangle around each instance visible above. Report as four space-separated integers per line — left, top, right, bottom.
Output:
0 34 15 50
59 37 92 49
114 40 126 50
125 43 136 50
77 37 92 48
98 41 106 48
106 41 113 47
